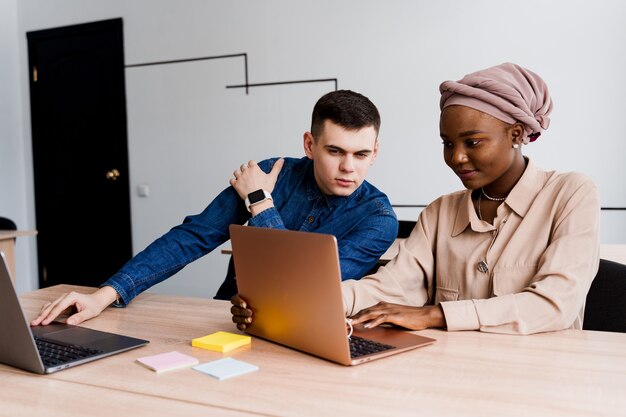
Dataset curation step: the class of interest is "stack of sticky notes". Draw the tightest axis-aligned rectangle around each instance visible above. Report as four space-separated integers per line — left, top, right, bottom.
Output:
136 351 199 373
193 357 259 380
192 331 251 353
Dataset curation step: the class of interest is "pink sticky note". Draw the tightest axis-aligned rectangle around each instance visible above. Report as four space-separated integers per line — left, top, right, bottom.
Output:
136 351 199 373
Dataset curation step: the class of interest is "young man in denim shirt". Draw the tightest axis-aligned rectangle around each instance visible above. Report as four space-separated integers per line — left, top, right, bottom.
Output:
32 90 398 326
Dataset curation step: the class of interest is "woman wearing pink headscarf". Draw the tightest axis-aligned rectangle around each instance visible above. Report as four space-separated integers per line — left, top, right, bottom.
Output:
344 63 600 335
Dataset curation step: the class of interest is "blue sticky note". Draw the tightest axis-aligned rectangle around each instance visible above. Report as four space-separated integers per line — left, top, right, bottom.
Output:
193 357 259 380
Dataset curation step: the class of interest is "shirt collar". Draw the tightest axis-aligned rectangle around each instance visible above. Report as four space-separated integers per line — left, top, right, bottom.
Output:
452 192 479 236
504 157 544 218
451 157 543 237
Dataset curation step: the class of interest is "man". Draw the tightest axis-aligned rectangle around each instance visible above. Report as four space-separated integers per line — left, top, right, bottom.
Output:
33 90 398 326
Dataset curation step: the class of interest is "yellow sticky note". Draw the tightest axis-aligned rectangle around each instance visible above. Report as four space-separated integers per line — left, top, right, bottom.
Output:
192 331 251 353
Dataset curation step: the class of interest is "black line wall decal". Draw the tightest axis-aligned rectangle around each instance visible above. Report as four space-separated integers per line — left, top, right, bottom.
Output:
126 53 338 94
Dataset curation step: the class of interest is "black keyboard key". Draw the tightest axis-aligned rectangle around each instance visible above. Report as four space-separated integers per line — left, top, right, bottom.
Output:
349 336 394 358
34 336 104 367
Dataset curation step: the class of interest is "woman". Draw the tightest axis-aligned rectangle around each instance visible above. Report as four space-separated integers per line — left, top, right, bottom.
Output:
342 63 600 334
232 63 600 335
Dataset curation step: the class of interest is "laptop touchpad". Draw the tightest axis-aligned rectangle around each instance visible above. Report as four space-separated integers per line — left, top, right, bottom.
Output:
42 327 112 346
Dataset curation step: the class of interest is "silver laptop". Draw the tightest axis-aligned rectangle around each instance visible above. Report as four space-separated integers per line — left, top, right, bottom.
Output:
229 225 435 366
0 252 148 374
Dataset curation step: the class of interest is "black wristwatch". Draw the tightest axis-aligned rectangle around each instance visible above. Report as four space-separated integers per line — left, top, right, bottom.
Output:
245 189 272 213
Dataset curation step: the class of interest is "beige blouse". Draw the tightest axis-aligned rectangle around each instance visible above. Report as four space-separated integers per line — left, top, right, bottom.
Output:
342 159 600 334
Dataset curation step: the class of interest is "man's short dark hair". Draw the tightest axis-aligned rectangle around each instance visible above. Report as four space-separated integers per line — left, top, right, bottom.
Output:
310 90 381 139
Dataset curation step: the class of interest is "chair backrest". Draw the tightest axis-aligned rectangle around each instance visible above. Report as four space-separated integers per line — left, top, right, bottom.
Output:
583 259 626 333
214 255 238 300
397 220 417 239
0 217 17 231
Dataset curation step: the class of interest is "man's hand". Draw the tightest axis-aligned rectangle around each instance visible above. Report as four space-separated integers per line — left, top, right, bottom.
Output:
30 286 119 326
349 302 446 331
229 159 284 200
230 294 253 331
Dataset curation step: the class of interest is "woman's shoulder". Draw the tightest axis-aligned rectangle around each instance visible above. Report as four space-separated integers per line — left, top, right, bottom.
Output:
534 169 599 213
543 169 597 193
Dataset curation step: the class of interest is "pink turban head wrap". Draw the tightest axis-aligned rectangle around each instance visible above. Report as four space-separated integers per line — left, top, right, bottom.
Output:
439 63 553 144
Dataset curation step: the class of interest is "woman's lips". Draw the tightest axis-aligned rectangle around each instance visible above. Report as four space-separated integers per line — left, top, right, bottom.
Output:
457 170 477 181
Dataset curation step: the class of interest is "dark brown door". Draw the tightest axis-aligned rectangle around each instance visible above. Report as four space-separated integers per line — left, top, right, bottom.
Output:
27 18 132 287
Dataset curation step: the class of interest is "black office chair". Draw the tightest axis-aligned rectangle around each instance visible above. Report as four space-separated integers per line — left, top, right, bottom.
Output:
583 259 626 333
397 220 417 239
0 216 17 231
0 217 17 243
214 255 237 300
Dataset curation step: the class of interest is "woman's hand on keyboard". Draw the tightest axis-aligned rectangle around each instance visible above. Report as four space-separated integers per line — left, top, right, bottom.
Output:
348 302 446 330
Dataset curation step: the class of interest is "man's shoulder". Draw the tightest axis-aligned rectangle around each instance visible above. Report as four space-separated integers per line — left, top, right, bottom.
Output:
356 181 395 216
358 179 392 200
258 156 310 173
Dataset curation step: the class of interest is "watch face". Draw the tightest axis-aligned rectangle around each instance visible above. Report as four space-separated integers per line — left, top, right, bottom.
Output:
248 189 266 204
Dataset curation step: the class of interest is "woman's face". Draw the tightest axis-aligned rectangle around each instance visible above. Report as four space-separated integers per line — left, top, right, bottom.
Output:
439 105 525 193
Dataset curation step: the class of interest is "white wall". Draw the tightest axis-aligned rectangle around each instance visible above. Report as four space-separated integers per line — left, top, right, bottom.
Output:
0 0 38 293
3 0 626 296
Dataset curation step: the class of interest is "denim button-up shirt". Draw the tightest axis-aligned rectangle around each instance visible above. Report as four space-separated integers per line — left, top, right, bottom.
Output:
103 157 398 305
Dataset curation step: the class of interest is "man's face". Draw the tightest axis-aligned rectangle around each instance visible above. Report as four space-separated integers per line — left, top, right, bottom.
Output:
304 120 379 196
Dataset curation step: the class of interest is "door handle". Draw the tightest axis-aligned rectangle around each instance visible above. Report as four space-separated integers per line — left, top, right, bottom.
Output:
105 169 120 181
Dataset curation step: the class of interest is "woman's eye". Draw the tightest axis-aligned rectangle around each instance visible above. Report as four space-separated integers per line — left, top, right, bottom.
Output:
441 141 453 149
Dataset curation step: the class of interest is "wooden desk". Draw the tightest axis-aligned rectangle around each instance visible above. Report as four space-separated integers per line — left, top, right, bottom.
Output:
4 285 626 417
0 229 37 282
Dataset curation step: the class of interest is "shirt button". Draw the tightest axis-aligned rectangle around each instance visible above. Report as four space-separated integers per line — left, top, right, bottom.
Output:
308 216 314 223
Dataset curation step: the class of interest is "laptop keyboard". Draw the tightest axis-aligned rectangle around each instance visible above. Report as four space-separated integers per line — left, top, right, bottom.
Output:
349 336 394 358
34 336 104 367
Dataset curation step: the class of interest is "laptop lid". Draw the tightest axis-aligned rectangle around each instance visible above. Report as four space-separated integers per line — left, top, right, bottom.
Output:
0 252 148 374
229 225 435 366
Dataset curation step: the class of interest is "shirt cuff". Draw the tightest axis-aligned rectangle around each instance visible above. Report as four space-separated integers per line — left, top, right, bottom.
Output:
341 280 356 316
247 206 284 228
440 300 480 331
100 273 135 307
